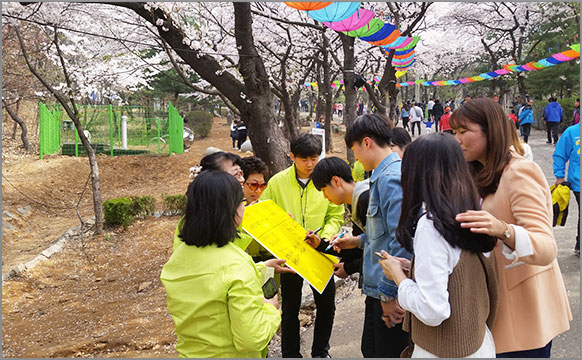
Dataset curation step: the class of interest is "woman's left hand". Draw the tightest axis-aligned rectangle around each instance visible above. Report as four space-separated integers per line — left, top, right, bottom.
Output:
264 258 296 274
455 210 505 238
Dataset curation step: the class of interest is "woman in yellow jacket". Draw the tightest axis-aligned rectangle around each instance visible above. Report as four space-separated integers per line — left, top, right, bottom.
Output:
161 170 281 358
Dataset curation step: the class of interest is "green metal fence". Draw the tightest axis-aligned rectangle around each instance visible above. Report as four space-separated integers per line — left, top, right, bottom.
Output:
168 102 184 155
39 102 61 159
39 103 186 158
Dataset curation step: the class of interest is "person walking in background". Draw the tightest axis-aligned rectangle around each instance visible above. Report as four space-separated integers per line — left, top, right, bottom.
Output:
518 98 535 143
400 103 411 131
515 97 526 135
161 171 281 358
452 97 572 357
236 120 247 151
260 134 344 358
553 122 581 257
410 102 423 137
379 133 498 358
439 107 453 134
572 98 580 125
337 103 344 118
543 97 564 145
427 98 435 120
230 119 239 150
432 99 444 132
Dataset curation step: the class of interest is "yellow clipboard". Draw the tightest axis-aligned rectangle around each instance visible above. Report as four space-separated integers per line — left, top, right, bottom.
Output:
241 200 339 294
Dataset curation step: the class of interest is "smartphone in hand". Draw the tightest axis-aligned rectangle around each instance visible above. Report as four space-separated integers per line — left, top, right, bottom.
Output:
262 277 278 299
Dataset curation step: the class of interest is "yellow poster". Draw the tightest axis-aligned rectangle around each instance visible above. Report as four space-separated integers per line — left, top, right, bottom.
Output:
242 200 339 294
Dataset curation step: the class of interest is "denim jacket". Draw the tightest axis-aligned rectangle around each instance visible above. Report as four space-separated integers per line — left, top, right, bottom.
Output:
359 152 412 299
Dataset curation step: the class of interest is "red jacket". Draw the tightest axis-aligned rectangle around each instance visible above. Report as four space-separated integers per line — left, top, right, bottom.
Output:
440 113 452 131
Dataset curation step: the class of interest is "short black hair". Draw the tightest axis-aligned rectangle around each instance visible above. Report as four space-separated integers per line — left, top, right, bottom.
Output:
241 156 269 181
391 127 412 149
180 170 243 248
290 133 322 158
345 113 393 148
200 151 241 171
312 156 353 191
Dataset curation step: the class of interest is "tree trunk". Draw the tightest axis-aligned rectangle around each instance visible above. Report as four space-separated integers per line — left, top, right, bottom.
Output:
281 93 301 141
321 35 333 152
233 3 291 172
517 73 526 99
339 33 356 164
3 99 30 151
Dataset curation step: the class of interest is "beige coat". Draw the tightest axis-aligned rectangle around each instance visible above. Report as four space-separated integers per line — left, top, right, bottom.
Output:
482 155 572 353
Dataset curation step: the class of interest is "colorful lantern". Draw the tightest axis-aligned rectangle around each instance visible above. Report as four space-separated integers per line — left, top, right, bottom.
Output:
345 18 383 37
284 2 332 11
368 29 401 46
359 23 395 42
322 9 374 32
308 2 361 23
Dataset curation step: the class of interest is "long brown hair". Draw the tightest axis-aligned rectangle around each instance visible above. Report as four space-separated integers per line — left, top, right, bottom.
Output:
397 133 496 254
450 97 513 198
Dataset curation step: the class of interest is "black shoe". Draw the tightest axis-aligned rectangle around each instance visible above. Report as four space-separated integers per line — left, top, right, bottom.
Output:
546 141 553 144
313 354 331 358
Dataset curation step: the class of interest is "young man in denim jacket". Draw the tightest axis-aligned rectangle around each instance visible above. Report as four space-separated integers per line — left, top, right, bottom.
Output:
333 114 412 357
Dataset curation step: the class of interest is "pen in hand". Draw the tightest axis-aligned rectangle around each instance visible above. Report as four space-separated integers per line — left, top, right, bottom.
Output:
304 227 323 241
325 231 345 251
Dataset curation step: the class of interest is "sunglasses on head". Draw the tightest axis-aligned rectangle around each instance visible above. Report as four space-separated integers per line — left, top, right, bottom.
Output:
245 182 267 191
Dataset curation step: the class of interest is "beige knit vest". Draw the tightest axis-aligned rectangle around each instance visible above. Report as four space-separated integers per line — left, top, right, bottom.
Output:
403 250 498 358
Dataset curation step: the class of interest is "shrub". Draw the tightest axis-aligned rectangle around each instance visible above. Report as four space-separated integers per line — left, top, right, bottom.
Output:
184 110 213 138
162 194 187 215
103 196 156 228
130 196 156 218
103 197 134 228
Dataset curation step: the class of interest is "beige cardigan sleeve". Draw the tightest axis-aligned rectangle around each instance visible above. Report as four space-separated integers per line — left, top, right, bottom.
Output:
503 159 557 266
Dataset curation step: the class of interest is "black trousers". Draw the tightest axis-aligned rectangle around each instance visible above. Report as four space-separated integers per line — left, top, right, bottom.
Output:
237 131 247 149
361 296 408 358
411 121 421 136
497 340 552 358
546 122 560 144
280 272 336 358
402 117 410 130
521 123 531 143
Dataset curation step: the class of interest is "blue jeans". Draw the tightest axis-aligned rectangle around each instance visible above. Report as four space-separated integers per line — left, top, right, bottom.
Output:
496 341 552 358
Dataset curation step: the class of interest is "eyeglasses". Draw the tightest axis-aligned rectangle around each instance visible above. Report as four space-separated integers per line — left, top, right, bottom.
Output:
245 182 268 191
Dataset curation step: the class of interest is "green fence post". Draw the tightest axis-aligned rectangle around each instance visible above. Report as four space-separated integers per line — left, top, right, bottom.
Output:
109 104 114 157
117 109 121 147
157 117 161 154
39 102 45 160
75 127 79 157
168 102 184 155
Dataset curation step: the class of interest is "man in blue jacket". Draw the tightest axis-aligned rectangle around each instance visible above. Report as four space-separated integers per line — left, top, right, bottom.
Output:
543 97 564 145
553 123 580 256
519 99 535 143
333 114 412 358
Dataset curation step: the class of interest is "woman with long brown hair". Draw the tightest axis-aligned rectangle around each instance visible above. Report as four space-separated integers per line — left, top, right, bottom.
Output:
451 97 572 357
